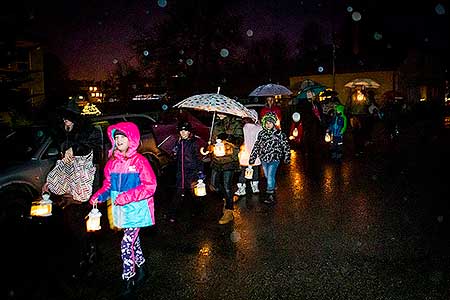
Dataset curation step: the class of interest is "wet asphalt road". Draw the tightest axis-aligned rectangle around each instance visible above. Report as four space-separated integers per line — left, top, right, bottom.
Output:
4 118 450 300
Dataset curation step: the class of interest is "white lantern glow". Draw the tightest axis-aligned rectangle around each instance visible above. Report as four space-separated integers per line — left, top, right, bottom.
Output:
30 193 53 217
325 132 332 143
194 179 207 196
86 204 102 232
244 166 254 180
214 139 225 157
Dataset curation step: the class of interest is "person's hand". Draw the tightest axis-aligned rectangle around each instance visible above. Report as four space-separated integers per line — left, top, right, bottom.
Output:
217 133 228 141
198 171 206 180
89 197 98 205
62 147 74 163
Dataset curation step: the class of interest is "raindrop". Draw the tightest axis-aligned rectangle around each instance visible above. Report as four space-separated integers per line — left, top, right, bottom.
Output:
246 29 254 37
435 4 446 15
373 32 383 40
178 59 183 63
347 6 353 13
386 43 392 49
186 58 194 66
132 84 137 90
112 58 119 64
157 0 167 8
318 66 324 73
230 230 241 242
424 37 429 43
352 11 362 22
220 48 229 58
179 49 184 55
143 50 149 56
162 104 168 111
97 21 103 25
437 215 444 223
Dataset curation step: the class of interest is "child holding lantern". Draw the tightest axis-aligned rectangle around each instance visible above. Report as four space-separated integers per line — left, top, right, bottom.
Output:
235 110 262 197
169 120 205 223
90 122 157 297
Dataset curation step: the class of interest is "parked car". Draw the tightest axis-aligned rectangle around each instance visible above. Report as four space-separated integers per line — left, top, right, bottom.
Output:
0 113 171 227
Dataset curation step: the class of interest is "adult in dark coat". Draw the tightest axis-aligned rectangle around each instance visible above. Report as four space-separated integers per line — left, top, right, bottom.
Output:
47 102 102 280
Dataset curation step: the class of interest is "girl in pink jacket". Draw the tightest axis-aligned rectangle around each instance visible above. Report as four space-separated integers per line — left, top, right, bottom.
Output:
90 122 157 296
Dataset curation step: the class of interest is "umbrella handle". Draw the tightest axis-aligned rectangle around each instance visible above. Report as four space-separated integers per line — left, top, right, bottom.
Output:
209 111 216 144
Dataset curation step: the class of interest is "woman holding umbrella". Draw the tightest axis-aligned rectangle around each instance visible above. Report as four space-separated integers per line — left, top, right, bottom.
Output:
210 113 243 225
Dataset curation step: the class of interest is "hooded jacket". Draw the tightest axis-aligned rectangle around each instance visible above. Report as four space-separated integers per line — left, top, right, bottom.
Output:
249 114 291 165
90 122 157 228
328 104 348 139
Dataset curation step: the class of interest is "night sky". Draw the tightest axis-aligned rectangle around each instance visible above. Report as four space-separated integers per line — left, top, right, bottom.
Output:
4 0 448 81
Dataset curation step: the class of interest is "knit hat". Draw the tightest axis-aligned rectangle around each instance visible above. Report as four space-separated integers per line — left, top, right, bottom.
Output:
261 112 277 128
177 121 192 132
113 129 127 138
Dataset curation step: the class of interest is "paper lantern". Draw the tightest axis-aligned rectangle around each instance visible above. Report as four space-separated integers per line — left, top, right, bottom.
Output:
30 193 53 217
194 179 207 196
213 139 225 157
244 166 254 180
325 132 332 143
86 204 102 232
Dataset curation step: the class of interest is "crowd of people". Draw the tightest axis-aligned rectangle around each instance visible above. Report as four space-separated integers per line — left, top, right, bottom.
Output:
41 90 417 298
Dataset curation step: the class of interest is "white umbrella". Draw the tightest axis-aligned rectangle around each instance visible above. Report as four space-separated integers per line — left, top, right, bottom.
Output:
344 78 381 89
249 83 293 97
173 93 256 143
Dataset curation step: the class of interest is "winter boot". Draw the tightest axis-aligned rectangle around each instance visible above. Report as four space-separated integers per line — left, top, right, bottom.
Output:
120 275 137 299
234 183 246 196
263 192 276 205
218 209 234 224
250 181 260 194
135 263 149 285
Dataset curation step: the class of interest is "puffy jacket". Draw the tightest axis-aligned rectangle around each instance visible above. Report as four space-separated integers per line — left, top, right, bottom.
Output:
173 135 204 189
90 122 157 228
249 128 291 164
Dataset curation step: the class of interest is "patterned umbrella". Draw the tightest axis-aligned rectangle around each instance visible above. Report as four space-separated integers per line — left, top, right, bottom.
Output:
173 93 256 142
344 78 381 89
249 83 293 97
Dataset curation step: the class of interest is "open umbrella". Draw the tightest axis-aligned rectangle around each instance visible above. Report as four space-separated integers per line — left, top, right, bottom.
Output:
173 93 257 143
295 84 327 100
249 83 293 97
344 78 380 89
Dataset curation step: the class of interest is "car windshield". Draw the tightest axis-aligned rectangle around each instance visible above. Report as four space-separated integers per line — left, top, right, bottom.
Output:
0 126 51 162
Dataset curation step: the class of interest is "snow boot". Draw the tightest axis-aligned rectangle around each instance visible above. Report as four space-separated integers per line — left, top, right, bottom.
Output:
234 183 246 196
250 181 260 194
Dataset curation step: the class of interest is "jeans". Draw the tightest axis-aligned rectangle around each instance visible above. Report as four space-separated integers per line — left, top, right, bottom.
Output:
261 161 280 193
210 168 234 210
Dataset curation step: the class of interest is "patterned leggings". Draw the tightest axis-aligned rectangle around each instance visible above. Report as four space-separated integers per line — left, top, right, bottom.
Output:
121 228 145 279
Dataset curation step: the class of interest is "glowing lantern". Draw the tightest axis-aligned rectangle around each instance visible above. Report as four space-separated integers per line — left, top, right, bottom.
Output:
244 166 254 180
194 179 207 196
325 132 332 143
30 193 53 217
238 145 250 162
213 139 225 157
86 204 102 232
292 128 298 137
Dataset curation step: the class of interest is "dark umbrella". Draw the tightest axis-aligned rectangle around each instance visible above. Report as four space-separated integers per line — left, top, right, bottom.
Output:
295 84 327 101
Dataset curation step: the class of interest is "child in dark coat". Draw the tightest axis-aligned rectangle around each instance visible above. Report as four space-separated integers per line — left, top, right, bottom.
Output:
169 121 205 222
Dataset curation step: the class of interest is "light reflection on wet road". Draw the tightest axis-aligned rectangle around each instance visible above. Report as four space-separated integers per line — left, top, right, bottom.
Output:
6 123 450 299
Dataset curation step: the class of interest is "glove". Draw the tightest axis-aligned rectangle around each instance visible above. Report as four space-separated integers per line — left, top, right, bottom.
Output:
198 171 206 180
217 133 228 141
